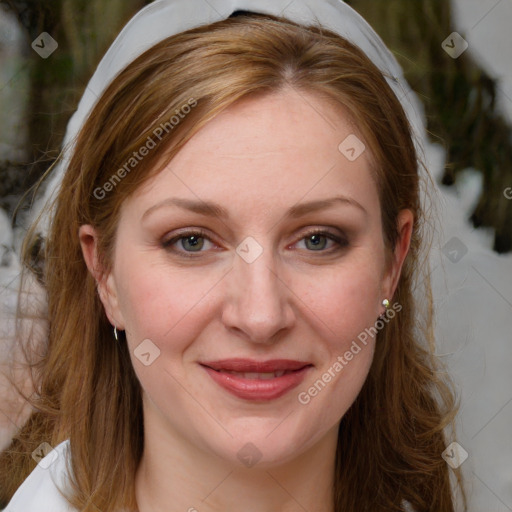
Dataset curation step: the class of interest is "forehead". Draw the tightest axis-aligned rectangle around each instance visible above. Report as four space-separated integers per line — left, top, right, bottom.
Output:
183 88 362 159
127 88 379 222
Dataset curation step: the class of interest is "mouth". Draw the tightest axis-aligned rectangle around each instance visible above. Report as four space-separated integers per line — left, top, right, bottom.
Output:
199 359 313 401
209 369 296 379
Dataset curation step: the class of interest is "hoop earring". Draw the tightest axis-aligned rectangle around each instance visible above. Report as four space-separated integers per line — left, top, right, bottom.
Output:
113 326 119 341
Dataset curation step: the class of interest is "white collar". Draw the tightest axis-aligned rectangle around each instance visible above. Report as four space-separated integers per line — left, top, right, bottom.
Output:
4 439 76 512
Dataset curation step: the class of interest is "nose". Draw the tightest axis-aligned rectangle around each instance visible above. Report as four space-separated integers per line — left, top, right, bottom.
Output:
221 243 295 345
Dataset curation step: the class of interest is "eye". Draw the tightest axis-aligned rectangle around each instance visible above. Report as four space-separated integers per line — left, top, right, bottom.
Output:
162 228 348 258
162 229 215 256
294 228 348 253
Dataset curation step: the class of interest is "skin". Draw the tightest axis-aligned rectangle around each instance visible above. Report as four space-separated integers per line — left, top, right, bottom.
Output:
80 87 413 512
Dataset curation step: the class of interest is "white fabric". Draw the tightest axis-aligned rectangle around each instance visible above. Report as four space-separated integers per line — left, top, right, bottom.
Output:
3 439 75 512
33 0 427 234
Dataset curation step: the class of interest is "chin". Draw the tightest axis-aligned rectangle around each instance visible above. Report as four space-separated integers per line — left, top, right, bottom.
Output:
203 419 320 469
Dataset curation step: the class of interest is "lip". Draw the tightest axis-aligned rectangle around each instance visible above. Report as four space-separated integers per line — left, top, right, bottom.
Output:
201 358 311 372
200 359 313 401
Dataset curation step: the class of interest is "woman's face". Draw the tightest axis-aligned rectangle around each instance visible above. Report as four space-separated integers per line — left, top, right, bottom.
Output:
81 88 411 468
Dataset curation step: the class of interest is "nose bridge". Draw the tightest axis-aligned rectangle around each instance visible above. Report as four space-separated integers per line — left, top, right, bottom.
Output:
223 237 292 342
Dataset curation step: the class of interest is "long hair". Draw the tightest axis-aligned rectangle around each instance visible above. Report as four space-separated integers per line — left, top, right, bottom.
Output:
0 12 464 511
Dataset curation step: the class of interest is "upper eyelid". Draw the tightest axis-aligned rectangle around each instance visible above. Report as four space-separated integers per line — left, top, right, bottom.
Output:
163 227 347 251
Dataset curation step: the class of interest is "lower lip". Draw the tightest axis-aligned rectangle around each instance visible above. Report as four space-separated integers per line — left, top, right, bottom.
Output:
201 365 311 401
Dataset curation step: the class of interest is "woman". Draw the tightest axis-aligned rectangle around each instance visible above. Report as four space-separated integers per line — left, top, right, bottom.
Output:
0 1 465 511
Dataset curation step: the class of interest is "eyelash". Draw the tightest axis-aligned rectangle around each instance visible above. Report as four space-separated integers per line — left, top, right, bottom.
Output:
162 228 348 258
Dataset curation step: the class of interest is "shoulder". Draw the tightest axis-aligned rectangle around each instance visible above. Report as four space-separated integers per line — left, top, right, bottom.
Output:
3 439 77 512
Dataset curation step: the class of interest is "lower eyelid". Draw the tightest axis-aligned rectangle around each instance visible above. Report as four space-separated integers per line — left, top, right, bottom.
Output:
162 230 348 254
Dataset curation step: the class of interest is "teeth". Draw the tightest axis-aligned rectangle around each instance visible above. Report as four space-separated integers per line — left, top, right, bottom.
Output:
246 372 269 379
219 370 287 379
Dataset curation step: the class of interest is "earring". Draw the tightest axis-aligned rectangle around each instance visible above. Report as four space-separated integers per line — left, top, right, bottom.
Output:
113 326 119 341
379 298 390 319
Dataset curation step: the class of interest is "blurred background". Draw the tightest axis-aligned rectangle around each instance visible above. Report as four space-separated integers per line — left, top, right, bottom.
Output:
0 1 511 510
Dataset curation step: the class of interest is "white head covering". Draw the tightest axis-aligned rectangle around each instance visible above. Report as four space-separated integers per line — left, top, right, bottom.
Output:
34 0 426 233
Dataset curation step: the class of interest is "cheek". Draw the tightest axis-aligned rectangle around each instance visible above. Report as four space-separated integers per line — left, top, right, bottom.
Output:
116 249 384 344
292 256 382 402
293 257 383 338
115 262 215 401
114 255 220 349
114 237 385 354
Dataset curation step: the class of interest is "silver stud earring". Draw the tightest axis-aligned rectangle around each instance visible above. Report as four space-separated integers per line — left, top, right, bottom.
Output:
113 326 119 341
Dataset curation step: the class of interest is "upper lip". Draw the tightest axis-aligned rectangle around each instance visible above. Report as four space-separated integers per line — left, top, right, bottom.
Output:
200 359 312 372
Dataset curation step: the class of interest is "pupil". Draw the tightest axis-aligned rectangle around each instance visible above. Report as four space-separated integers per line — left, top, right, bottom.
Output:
308 234 325 250
185 236 202 250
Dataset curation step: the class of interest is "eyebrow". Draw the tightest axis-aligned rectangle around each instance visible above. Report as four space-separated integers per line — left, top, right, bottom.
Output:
142 195 367 221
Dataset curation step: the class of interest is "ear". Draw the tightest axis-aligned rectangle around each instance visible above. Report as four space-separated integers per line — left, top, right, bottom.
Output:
380 209 414 308
78 224 126 330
